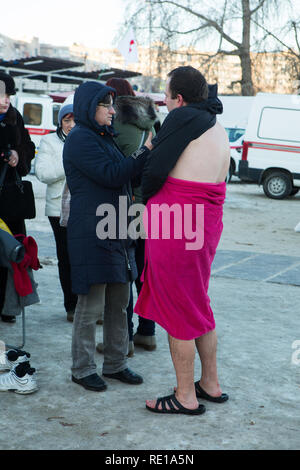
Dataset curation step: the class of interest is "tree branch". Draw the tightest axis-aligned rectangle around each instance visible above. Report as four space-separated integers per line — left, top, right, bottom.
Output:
160 23 211 36
216 0 228 53
150 0 242 49
292 21 300 54
250 0 268 16
218 49 241 56
251 16 299 59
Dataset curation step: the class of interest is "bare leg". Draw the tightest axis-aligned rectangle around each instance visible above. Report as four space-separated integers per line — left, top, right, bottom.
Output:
146 334 199 410
195 329 222 397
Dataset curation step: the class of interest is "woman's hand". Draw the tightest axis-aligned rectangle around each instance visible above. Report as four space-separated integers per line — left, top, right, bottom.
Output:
144 131 153 151
7 150 19 168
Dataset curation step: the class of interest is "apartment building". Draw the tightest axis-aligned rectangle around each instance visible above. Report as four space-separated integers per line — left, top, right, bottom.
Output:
0 33 297 94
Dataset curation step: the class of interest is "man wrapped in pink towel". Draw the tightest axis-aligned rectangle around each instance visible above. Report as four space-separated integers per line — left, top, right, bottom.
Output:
135 66 231 415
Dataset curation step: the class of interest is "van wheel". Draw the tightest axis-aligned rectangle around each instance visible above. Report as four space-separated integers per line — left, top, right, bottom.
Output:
263 172 292 199
225 160 234 183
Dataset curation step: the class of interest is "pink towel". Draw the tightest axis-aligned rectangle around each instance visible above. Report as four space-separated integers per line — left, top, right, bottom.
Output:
134 176 226 340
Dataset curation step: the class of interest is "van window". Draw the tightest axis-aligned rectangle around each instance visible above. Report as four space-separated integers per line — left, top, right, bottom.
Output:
23 103 42 126
258 107 300 143
225 128 245 142
52 104 61 126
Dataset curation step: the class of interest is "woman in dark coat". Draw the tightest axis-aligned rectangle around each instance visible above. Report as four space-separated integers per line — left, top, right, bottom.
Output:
102 78 157 355
0 72 35 322
63 81 152 392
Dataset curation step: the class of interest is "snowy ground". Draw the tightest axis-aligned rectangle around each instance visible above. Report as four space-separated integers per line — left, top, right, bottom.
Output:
0 175 299 451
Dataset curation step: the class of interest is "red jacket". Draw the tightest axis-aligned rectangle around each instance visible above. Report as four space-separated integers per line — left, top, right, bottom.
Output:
11 235 40 296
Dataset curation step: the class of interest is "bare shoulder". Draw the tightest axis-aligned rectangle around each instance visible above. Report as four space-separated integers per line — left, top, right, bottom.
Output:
193 121 230 154
208 121 229 141
169 122 230 182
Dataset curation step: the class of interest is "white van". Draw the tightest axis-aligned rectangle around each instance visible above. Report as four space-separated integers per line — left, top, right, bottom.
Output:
218 96 254 180
239 93 300 199
10 92 61 150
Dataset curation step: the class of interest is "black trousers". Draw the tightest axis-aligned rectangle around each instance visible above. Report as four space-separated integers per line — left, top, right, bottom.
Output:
127 238 155 339
0 218 26 315
48 216 77 313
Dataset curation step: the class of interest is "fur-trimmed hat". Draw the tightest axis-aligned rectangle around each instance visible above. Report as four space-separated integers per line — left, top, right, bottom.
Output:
0 72 16 95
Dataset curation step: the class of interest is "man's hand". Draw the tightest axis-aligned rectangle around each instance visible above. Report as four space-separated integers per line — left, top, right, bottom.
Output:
7 150 19 167
144 131 153 151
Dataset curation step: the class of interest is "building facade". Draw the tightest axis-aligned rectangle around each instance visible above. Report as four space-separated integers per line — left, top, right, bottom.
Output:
0 33 298 95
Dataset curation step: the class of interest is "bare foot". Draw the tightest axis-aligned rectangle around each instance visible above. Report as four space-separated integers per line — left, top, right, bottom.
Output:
146 393 199 411
198 380 223 398
174 381 223 398
145 393 206 415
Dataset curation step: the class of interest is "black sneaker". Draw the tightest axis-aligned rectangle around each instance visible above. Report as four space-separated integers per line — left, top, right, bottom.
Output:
72 373 107 392
1 315 16 323
103 368 143 385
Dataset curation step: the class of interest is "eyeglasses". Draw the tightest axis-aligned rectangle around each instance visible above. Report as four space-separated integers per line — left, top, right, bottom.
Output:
97 102 114 110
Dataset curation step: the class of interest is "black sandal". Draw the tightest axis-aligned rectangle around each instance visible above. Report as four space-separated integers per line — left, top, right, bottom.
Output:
146 393 206 415
194 381 229 403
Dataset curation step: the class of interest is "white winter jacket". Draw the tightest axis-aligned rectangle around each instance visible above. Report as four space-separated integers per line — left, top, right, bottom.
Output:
34 132 66 216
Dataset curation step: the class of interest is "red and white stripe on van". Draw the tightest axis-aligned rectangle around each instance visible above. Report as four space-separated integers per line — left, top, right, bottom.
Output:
242 141 300 161
26 127 53 136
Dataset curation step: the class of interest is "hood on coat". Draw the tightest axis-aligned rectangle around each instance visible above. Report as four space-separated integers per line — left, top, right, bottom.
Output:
206 84 223 115
114 95 157 130
73 81 116 133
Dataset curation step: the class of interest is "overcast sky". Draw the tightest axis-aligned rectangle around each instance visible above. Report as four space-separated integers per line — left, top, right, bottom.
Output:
3 0 300 53
3 0 126 48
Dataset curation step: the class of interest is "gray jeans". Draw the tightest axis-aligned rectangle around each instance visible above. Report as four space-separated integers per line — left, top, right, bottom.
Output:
71 283 130 379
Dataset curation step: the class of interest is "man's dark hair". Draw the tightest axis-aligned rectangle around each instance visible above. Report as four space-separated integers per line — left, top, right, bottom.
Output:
167 66 208 103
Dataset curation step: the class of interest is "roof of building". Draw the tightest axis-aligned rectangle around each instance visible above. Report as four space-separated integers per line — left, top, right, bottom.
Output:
0 55 141 85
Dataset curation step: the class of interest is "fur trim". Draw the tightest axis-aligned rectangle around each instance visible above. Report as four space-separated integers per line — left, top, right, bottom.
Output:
115 95 157 130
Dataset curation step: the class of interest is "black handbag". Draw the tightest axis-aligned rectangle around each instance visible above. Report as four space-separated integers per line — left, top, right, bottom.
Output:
0 163 36 220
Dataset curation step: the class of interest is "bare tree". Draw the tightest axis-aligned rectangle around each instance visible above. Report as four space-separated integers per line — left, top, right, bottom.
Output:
289 19 300 88
125 0 284 95
251 13 300 92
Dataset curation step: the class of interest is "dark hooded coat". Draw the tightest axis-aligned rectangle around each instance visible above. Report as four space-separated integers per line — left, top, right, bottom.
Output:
141 84 223 202
63 81 149 295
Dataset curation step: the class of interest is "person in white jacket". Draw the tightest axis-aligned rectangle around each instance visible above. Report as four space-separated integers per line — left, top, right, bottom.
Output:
35 102 78 322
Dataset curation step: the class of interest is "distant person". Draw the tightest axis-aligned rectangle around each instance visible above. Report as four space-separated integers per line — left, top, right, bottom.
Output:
0 72 35 323
135 66 230 415
35 100 78 322
95 77 157 357
63 81 152 392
